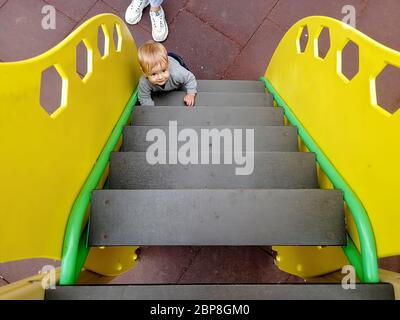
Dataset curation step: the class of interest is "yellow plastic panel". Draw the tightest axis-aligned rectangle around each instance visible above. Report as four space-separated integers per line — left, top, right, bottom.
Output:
266 16 400 277
275 246 348 279
84 246 139 277
0 14 142 263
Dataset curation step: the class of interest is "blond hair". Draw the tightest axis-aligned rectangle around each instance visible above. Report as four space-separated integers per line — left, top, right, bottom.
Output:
138 40 169 75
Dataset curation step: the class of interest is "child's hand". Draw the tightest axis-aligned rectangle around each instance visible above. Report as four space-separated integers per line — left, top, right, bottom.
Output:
184 93 196 107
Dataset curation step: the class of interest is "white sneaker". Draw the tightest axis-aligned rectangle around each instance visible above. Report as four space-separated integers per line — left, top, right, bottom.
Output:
125 0 150 25
150 6 169 42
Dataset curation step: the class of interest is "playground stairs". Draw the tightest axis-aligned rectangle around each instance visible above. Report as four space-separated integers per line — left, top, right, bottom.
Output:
46 80 395 300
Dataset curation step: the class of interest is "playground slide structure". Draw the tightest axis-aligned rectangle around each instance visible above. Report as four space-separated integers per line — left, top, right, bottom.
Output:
0 14 399 300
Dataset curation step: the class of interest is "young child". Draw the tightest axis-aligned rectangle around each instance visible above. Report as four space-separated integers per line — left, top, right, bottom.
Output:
137 40 197 107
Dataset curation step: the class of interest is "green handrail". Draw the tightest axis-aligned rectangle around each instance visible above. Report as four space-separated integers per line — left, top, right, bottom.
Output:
60 89 138 285
73 225 90 283
260 76 379 283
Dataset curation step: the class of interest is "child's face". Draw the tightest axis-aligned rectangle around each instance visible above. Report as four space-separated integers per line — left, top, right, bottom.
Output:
147 63 170 86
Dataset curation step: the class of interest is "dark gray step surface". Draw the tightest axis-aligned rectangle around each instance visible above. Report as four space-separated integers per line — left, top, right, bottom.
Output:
89 189 345 246
46 284 395 300
152 92 273 107
122 126 298 152
131 107 284 126
192 80 265 93
109 152 318 189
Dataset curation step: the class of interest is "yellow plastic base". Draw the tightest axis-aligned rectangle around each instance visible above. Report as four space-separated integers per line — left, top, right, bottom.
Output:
84 246 139 277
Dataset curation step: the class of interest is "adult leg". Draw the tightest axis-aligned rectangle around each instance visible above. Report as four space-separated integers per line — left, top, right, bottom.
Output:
149 0 164 8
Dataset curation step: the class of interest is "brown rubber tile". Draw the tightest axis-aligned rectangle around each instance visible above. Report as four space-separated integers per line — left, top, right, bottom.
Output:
126 25 152 47
103 0 188 34
0 258 60 283
373 64 400 114
164 10 240 79
0 277 9 287
379 256 400 272
0 0 76 61
44 0 98 22
286 274 306 283
186 0 279 47
76 0 151 47
74 0 120 26
357 0 400 52
108 247 201 284
268 0 367 32
39 64 65 115
225 18 284 80
178 247 291 284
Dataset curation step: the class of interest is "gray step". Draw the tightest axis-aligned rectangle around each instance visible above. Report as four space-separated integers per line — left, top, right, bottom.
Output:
109 152 318 189
185 80 265 93
122 126 299 152
89 189 346 246
131 107 283 126
152 92 273 107
46 284 395 300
